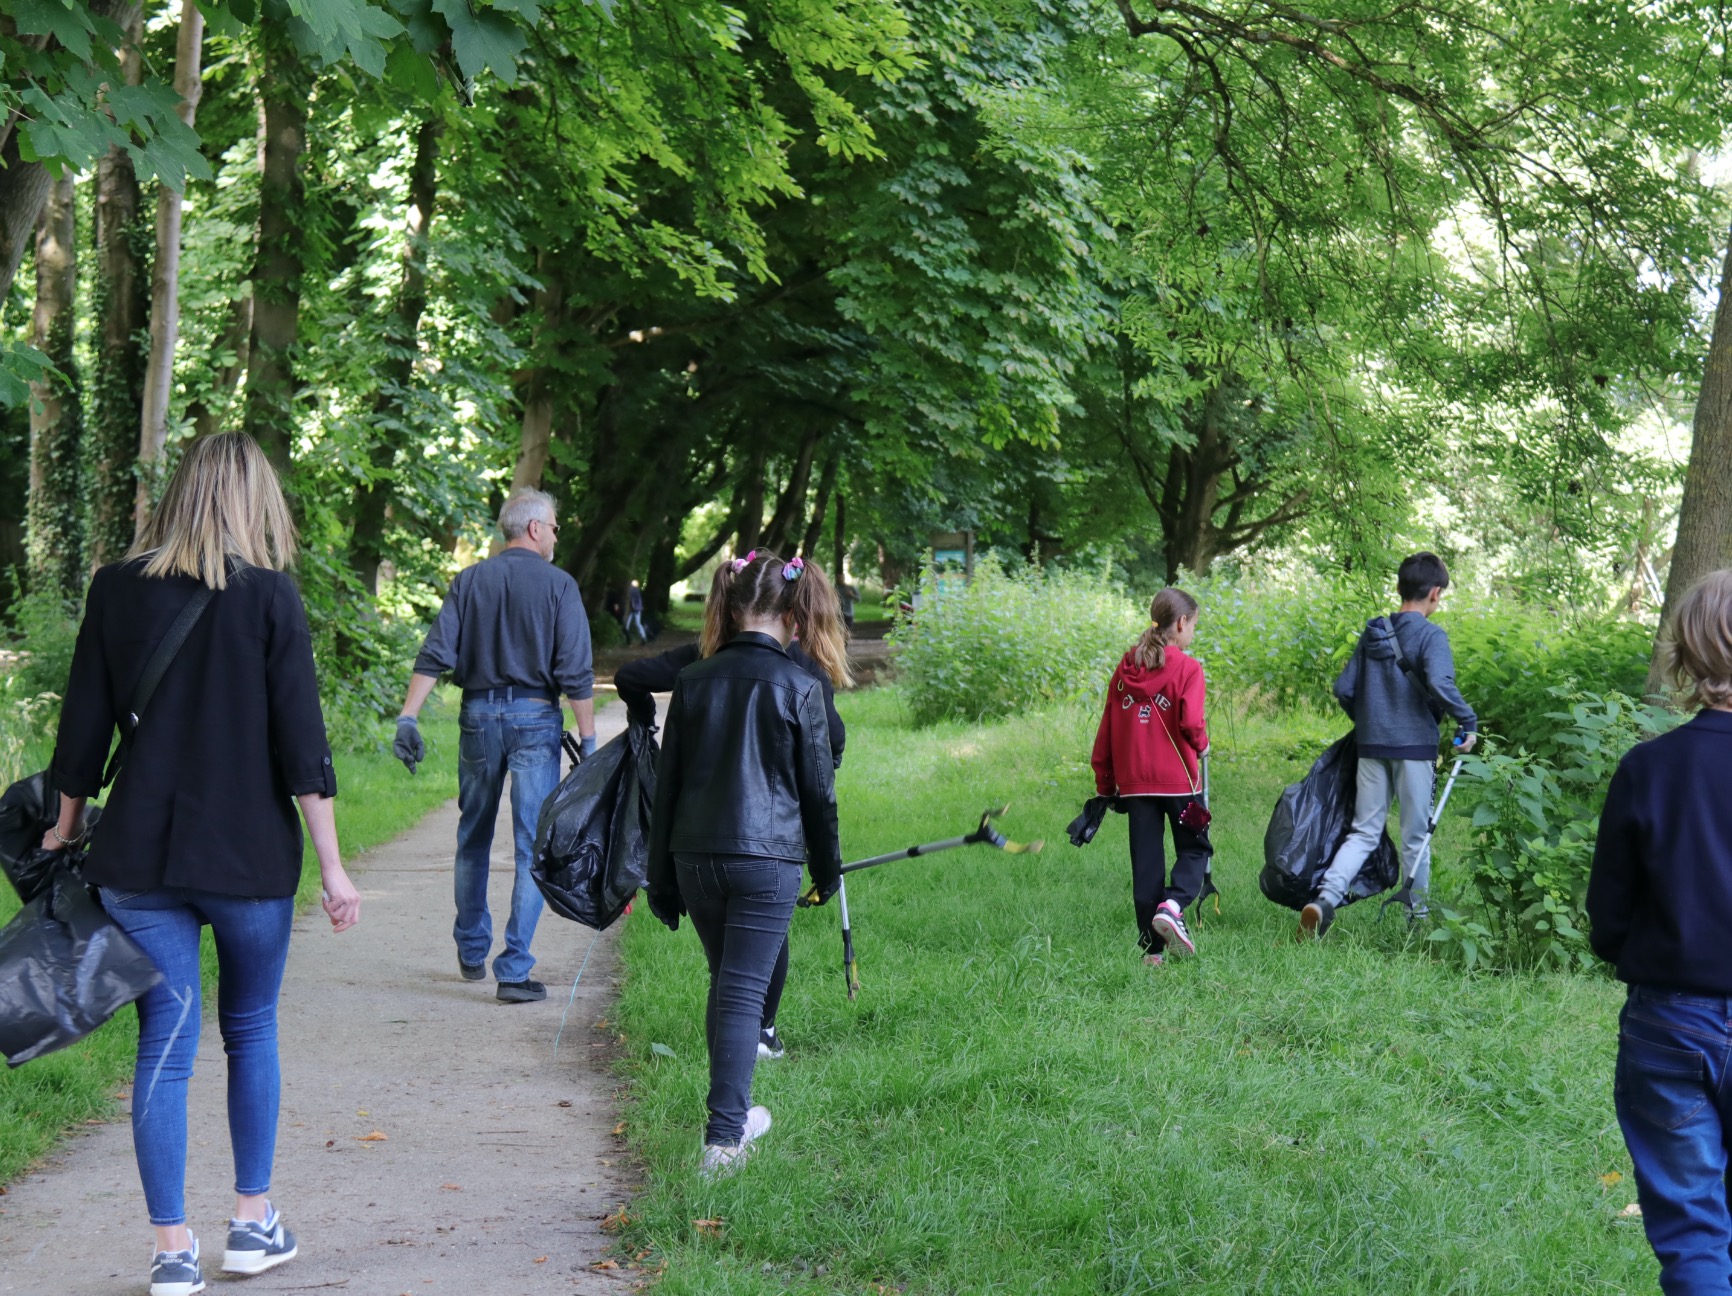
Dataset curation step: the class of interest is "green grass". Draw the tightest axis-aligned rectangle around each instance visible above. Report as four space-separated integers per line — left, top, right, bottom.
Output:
612 690 1651 1294
0 693 468 1187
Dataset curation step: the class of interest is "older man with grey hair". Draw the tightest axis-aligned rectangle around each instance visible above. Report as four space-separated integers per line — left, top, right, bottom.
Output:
394 486 596 1002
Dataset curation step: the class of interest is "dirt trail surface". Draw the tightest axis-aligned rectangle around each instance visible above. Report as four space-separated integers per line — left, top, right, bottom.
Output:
0 706 637 1295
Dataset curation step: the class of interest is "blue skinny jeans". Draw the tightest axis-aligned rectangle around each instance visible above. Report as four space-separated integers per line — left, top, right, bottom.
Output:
676 852 801 1145
100 886 295 1227
454 698 563 983
1616 985 1732 1293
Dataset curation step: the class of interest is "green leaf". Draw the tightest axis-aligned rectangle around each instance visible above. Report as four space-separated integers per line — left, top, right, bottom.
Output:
10 0 95 60
649 1041 676 1059
435 0 527 84
384 40 441 99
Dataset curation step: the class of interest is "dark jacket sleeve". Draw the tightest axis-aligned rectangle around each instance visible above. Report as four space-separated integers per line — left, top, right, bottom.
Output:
1420 629 1477 731
50 568 117 797
615 644 700 728
794 680 842 888
1587 757 1642 965
266 576 337 798
412 572 464 679
552 581 595 701
788 643 846 769
645 680 685 909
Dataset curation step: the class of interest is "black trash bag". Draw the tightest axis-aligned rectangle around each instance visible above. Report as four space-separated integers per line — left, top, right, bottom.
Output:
1260 732 1399 911
1066 795 1121 847
0 771 62 903
532 721 658 931
0 861 162 1067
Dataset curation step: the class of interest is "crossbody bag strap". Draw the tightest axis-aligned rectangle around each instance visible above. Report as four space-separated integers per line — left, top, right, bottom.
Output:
1154 690 1200 797
101 585 217 788
1378 615 1438 714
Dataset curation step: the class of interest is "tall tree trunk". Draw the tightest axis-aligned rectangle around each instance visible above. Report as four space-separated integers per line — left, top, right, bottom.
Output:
644 520 678 620
1650 229 1732 694
26 174 83 597
348 116 443 592
241 16 313 475
800 447 838 559
510 253 564 491
85 4 148 569
0 0 137 301
735 446 768 553
135 0 204 537
833 491 847 584
759 429 821 555
184 103 262 439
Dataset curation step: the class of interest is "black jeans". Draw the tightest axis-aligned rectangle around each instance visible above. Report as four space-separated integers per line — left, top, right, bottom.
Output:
675 852 802 1145
1126 795 1213 951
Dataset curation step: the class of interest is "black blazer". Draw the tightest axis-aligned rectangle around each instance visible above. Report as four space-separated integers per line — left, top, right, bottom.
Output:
614 640 846 768
645 633 842 900
51 560 336 898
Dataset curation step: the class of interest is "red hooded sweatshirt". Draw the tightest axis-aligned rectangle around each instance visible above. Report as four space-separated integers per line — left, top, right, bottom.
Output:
1091 648 1209 797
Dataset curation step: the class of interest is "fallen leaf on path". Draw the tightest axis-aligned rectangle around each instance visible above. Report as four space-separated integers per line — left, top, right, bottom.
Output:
557 1099 572 1108
1600 1171 1623 1188
692 1218 724 1238
601 1208 630 1233
612 1122 626 1137
591 1260 619 1270
325 1140 335 1148
356 1130 388 1142
440 1183 461 1191
533 1256 548 1264
356 1109 369 1117
1620 1202 1643 1218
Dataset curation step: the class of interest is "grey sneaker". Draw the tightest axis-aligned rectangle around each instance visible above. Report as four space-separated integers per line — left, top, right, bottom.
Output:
1299 898 1335 940
700 1105 772 1179
221 1206 297 1276
757 1027 785 1060
497 978 547 1003
458 956 485 981
150 1235 205 1296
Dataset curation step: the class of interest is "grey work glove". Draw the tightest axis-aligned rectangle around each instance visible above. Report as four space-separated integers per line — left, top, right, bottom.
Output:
394 715 425 774
580 732 597 759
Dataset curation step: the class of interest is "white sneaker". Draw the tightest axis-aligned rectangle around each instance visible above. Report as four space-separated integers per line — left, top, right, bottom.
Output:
1151 899 1195 957
700 1105 772 1178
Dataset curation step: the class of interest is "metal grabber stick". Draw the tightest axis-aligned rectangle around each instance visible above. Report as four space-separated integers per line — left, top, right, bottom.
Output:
1382 756 1465 916
1195 752 1220 917
802 806 1043 1000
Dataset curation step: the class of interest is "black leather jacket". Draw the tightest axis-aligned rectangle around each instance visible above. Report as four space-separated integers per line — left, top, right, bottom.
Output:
646 633 842 910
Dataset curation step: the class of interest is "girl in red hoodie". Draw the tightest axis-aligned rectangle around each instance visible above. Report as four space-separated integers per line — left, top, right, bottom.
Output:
1091 587 1211 962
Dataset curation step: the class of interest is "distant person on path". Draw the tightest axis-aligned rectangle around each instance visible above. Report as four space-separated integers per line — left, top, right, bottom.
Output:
1300 552 1477 940
1589 570 1732 1295
624 579 649 643
643 550 851 1174
616 575 846 1062
47 433 361 1295
1091 587 1211 964
394 486 596 1004
837 580 858 629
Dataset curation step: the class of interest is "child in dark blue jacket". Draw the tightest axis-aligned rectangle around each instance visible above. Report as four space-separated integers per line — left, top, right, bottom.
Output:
1588 569 1732 1294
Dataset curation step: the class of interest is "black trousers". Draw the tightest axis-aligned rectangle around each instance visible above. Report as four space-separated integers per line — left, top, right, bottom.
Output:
1126 795 1213 951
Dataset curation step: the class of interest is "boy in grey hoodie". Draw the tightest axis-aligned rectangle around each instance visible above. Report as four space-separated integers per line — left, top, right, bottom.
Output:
1299 553 1478 938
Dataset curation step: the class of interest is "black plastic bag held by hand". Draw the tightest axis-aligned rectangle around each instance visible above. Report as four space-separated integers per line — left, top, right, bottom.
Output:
1259 731 1398 911
0 863 162 1067
532 721 658 931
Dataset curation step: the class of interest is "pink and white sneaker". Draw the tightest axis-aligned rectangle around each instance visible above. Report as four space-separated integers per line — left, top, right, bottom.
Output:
1150 900 1195 957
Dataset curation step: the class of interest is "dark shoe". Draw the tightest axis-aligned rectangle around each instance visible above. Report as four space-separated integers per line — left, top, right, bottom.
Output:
222 1206 297 1275
150 1235 205 1296
757 1027 785 1060
1150 900 1195 957
458 957 485 982
1299 899 1335 941
497 978 547 1003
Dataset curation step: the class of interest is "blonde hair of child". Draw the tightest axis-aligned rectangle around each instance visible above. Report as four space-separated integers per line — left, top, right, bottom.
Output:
1665 569 1732 711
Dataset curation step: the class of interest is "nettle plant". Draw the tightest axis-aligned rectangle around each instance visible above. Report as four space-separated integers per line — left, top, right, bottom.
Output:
1433 690 1677 971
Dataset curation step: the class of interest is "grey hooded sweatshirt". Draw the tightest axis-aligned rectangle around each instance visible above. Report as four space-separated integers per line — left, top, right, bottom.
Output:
1333 613 1477 760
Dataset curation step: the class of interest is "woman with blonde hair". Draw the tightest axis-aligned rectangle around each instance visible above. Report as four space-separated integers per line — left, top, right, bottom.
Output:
46 432 359 1295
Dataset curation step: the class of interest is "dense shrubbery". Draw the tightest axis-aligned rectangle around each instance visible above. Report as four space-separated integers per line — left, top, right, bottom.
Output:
891 557 1142 725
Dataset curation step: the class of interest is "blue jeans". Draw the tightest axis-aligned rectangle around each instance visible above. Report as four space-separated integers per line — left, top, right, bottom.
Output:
676 853 802 1145
100 886 295 1227
1616 985 1732 1293
455 698 563 983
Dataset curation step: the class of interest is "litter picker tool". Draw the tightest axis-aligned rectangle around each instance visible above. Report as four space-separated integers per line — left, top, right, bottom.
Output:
1381 755 1465 917
801 806 1044 1000
1195 752 1221 918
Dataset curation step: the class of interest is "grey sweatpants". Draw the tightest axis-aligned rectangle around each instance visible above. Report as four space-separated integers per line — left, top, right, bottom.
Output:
1317 757 1436 909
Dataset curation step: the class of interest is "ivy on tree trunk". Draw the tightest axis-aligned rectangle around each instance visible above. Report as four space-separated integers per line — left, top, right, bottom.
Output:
26 174 83 598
